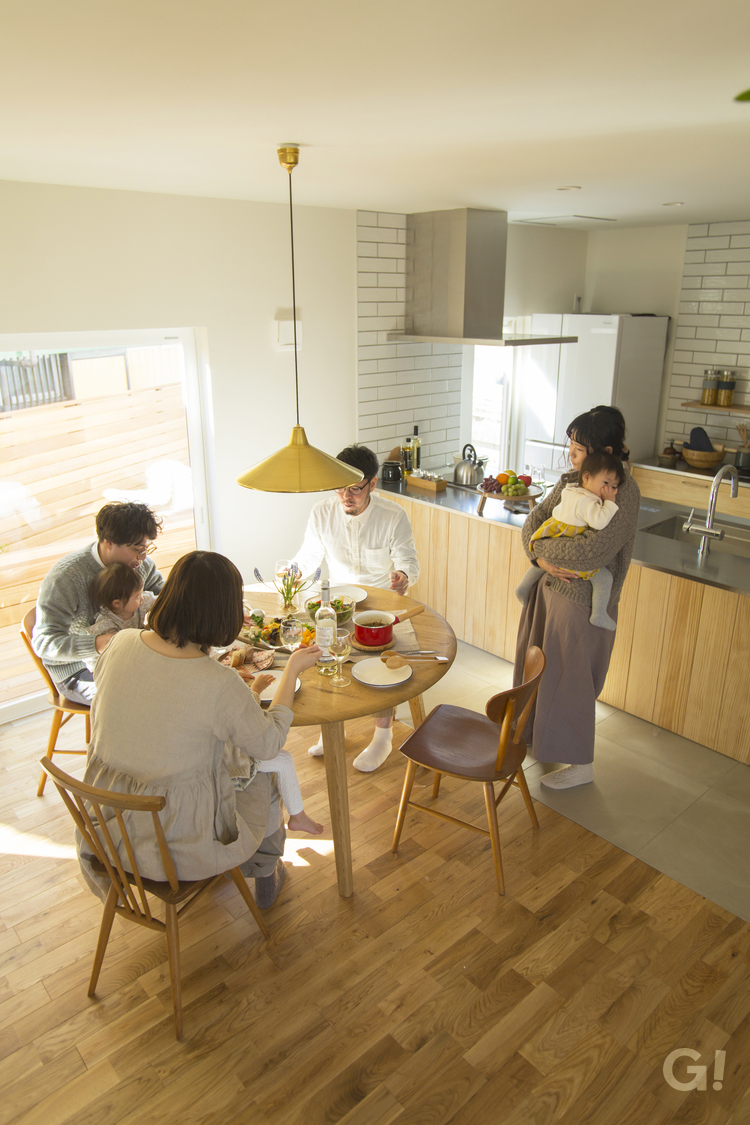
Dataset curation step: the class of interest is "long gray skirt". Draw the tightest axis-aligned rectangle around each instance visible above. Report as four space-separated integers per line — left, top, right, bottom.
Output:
513 579 617 765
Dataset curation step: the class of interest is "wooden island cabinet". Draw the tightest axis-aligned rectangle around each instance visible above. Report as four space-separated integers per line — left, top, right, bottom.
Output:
385 488 750 766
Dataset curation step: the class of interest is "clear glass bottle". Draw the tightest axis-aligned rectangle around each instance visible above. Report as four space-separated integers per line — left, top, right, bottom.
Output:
315 580 337 675
411 425 421 469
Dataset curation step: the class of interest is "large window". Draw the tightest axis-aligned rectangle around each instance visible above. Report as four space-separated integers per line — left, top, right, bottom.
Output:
0 328 212 714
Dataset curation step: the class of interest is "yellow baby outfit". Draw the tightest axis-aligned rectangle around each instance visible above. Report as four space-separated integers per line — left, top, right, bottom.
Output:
528 519 598 581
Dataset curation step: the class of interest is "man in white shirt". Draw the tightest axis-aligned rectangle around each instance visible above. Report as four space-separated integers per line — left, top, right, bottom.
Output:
293 445 419 772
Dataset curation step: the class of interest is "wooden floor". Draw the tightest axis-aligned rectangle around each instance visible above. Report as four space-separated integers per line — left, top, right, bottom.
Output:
1 712 750 1125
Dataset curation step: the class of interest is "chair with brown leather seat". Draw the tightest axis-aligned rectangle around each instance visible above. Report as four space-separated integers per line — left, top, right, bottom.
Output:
20 607 91 796
41 756 271 1040
391 645 546 895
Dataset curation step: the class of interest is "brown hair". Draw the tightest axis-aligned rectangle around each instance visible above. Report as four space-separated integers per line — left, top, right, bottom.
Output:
95 501 163 546
578 451 625 488
566 406 630 462
147 551 244 649
90 563 143 612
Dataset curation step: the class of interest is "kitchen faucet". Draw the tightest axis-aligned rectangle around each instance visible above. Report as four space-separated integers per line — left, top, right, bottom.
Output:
683 464 739 561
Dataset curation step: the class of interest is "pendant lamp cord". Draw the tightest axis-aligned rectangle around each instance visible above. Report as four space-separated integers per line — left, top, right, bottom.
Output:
288 170 300 426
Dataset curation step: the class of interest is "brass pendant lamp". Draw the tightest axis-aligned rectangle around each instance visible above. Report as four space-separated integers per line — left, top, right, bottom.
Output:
236 146 364 493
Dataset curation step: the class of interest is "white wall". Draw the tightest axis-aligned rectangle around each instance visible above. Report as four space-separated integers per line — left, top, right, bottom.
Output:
664 220 750 448
0 179 357 579
584 224 687 450
505 225 587 316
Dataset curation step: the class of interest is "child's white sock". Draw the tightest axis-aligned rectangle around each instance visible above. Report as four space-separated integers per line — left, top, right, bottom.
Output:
353 726 393 772
308 735 324 758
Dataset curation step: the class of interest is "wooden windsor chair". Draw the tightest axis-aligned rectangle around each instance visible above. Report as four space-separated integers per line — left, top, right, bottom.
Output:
41 757 270 1040
20 607 91 796
391 645 546 895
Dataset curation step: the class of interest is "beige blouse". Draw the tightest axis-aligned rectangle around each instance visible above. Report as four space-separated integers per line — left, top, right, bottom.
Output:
78 630 293 891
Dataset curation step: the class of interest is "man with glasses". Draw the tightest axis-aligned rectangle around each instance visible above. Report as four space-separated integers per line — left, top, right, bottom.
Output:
32 502 164 704
292 445 419 772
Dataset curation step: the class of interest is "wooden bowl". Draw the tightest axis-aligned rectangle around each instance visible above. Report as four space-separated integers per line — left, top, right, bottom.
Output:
680 442 725 469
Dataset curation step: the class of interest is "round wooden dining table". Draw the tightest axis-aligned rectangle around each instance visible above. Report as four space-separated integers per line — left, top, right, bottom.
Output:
243 585 457 896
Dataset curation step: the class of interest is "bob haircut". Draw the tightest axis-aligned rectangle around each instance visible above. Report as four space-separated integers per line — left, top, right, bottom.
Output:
336 443 379 481
578 451 625 489
90 563 143 611
95 501 163 546
566 405 630 462
148 551 244 649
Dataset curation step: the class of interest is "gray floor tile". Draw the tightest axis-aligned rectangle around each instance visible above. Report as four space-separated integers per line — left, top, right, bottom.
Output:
637 789 750 922
596 710 736 787
595 700 618 724
453 640 513 685
524 735 709 855
709 761 750 806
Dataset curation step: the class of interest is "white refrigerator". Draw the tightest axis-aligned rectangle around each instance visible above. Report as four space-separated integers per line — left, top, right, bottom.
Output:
519 313 669 484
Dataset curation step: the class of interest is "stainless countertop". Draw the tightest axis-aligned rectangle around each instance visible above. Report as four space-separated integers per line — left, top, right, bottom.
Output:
379 478 750 598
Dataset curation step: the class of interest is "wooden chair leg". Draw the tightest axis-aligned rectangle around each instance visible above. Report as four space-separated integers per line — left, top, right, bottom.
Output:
516 768 539 829
483 782 505 895
165 904 183 1040
88 884 118 997
85 712 91 742
432 771 442 799
228 868 270 940
38 711 64 796
392 759 418 853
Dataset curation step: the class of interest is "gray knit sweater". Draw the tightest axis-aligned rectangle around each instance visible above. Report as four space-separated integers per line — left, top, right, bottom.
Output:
521 468 640 609
32 544 163 686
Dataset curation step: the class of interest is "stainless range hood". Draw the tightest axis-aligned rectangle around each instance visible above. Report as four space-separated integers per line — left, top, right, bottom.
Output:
387 207 577 347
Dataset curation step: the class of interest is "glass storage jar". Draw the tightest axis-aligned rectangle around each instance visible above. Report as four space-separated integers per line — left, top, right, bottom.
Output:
717 372 736 407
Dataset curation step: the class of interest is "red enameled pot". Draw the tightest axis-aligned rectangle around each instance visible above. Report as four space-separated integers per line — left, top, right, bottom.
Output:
352 605 425 647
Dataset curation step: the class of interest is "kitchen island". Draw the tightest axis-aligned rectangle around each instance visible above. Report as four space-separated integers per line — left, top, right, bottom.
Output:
379 476 750 765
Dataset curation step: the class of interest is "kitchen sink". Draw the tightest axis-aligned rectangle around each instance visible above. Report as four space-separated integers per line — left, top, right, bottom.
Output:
643 514 750 559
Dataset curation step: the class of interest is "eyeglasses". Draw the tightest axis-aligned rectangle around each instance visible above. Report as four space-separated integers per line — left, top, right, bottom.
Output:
127 542 156 557
334 480 372 496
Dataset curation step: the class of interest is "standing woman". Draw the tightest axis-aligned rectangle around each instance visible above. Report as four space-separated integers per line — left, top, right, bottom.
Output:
514 406 640 788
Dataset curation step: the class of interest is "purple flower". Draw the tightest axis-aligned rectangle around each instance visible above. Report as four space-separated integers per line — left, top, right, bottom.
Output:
313 567 322 582
253 567 263 583
291 562 300 577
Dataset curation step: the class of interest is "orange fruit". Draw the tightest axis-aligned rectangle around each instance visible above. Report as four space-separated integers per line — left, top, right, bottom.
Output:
496 473 509 485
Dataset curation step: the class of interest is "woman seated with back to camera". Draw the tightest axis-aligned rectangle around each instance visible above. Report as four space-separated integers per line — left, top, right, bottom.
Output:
77 551 320 909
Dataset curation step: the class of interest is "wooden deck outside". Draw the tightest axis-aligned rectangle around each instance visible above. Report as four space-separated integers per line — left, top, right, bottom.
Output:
0 385 195 706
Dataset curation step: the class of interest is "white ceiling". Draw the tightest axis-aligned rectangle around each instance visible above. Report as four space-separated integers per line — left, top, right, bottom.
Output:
2 0 750 228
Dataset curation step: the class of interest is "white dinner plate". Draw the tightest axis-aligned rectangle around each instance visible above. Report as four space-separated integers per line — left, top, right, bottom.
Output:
308 584 367 604
259 677 301 703
351 658 413 688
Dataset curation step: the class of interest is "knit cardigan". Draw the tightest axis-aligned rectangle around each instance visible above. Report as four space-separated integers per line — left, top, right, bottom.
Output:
32 544 163 686
521 467 640 610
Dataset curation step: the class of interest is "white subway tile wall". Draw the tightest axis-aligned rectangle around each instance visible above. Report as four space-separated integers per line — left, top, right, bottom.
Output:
357 211 463 469
665 220 750 447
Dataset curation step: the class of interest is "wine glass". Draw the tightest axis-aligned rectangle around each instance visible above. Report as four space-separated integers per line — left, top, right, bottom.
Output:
329 628 352 687
280 618 303 652
275 558 291 579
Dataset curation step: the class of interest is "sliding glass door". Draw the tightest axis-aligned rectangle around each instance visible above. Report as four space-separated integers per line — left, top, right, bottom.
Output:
0 327 212 712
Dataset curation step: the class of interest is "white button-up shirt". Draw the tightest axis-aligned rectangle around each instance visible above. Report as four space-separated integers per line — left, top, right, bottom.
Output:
293 494 419 590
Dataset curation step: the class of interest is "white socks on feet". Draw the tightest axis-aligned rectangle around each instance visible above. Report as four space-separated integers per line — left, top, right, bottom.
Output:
353 727 393 772
308 735 324 758
540 763 594 789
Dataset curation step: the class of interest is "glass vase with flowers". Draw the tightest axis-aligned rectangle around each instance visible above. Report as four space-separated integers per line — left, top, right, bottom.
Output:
253 563 321 613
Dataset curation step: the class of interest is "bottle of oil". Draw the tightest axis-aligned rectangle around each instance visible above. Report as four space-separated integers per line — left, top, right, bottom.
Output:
411 425 421 469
